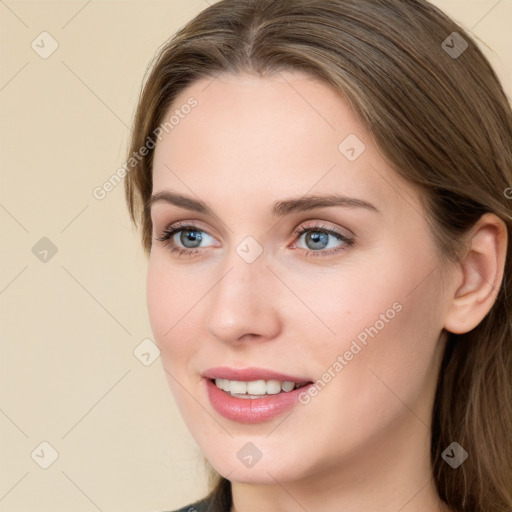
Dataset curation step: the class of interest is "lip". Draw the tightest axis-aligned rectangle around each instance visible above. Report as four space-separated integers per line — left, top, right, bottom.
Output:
203 367 314 424
202 366 310 383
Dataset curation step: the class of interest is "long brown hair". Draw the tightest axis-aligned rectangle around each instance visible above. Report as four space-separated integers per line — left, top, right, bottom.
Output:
125 1 512 510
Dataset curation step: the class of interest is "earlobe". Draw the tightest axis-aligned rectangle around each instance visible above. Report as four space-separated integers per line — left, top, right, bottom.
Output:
443 213 508 335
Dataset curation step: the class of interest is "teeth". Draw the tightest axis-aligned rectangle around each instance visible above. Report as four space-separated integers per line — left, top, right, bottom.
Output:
216 378 231 392
214 378 305 397
246 380 266 395
229 380 247 394
281 381 295 392
266 380 282 395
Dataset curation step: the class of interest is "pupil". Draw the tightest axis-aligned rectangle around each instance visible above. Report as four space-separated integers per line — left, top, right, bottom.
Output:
306 231 328 250
181 229 202 248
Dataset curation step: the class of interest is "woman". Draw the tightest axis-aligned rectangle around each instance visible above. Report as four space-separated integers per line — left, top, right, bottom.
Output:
124 1 512 511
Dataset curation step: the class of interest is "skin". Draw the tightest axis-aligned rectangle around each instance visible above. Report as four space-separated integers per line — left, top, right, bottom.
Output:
147 72 507 512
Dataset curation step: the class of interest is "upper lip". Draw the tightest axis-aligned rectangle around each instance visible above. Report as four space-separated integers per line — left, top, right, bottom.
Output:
203 367 312 383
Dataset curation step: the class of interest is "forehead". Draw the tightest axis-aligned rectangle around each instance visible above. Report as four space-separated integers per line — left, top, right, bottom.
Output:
151 72 420 216
154 71 361 165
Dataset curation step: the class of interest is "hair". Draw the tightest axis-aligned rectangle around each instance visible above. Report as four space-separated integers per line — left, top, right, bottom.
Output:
124 1 512 510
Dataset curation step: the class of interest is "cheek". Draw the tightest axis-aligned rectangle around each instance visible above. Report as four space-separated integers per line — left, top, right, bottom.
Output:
146 256 200 365
146 258 171 344
293 233 442 363
304 248 445 420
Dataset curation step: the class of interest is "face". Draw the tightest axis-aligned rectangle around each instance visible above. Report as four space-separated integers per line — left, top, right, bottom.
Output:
148 72 455 485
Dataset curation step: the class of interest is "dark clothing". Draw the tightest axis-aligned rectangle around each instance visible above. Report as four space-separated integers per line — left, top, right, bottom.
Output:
169 496 218 512
169 480 232 512
169 497 231 512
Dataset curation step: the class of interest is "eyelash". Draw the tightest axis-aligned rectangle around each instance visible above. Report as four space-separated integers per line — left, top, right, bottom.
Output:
155 221 355 258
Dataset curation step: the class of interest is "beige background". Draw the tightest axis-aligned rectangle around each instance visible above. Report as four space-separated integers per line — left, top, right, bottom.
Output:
0 1 510 511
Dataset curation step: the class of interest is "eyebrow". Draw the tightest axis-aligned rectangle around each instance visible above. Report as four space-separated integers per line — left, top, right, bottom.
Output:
149 191 380 217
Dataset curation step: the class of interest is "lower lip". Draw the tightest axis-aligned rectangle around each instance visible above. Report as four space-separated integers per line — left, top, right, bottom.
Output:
205 379 312 424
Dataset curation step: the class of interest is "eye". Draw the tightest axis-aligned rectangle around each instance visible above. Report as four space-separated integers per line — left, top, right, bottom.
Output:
155 221 354 259
155 222 218 256
293 223 354 257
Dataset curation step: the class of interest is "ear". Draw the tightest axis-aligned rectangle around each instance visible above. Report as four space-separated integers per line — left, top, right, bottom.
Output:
443 213 508 334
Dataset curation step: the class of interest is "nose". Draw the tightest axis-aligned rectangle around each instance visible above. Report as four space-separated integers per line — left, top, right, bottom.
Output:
204 252 282 345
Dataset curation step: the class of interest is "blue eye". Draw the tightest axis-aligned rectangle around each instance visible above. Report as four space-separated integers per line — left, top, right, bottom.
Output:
156 222 354 258
176 228 204 249
293 224 354 257
156 224 216 256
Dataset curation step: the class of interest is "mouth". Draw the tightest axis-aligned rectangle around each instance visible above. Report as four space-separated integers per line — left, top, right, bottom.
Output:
211 378 311 399
203 367 314 423
202 367 313 423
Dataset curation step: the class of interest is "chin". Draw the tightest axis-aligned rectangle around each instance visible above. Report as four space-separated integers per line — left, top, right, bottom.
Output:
204 443 311 485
